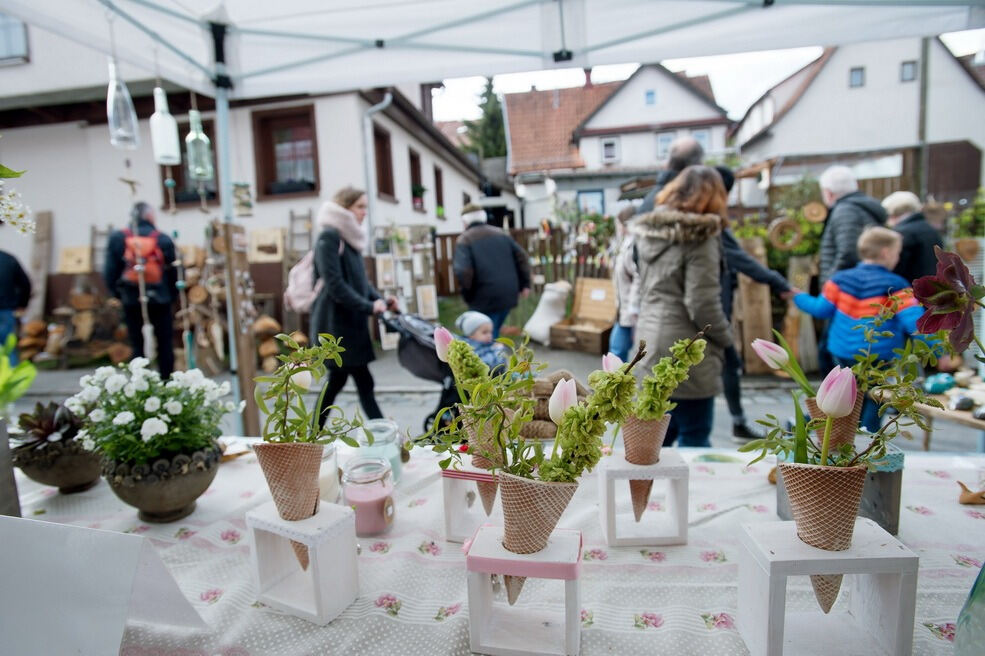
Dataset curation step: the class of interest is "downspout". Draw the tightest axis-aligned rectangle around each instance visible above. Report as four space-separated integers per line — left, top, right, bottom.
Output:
362 91 393 256
917 37 930 199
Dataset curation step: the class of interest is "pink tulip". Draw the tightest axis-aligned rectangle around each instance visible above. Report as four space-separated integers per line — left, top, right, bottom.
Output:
816 366 857 418
602 352 623 373
434 327 453 362
751 339 788 369
549 378 578 425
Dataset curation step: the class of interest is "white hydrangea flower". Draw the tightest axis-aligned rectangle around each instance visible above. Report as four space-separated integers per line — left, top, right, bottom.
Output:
129 357 150 372
224 401 236 412
79 375 93 388
144 397 161 412
165 401 183 415
65 397 86 415
80 386 101 403
218 381 231 396
88 408 106 422
140 417 168 442
79 432 95 451
94 366 115 381
113 411 135 426
105 374 128 394
123 383 136 398
133 377 149 392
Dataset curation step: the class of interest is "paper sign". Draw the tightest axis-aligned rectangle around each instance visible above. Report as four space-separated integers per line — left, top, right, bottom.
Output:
590 289 607 301
0 516 205 655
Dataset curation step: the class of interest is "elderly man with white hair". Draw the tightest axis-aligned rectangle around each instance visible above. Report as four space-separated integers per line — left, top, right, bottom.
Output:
817 166 888 286
882 190 943 283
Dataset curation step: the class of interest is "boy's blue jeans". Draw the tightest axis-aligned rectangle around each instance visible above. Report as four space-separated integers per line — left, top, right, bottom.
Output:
663 397 715 448
608 324 634 362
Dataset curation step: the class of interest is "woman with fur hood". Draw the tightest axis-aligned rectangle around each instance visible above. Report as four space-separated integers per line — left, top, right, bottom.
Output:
311 186 397 425
631 166 732 447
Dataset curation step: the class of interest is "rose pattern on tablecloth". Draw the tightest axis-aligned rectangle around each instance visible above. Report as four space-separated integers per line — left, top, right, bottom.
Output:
583 548 608 561
700 612 735 630
32 508 45 515
368 541 390 554
694 465 714 475
965 509 985 520
746 504 768 513
433 603 461 621
741 466 759 474
408 498 428 507
926 470 951 479
220 529 241 544
580 609 594 627
907 505 934 516
953 554 983 568
418 540 441 556
124 524 150 534
647 500 664 512
923 622 956 642
200 588 223 604
375 594 401 617
697 503 717 512
175 527 196 540
634 612 663 629
700 550 727 563
641 549 666 562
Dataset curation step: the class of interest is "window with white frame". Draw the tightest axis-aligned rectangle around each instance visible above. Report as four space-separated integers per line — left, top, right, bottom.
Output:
656 132 674 160
849 67 865 88
601 138 620 164
691 128 710 153
900 60 917 82
644 89 656 105
0 13 28 63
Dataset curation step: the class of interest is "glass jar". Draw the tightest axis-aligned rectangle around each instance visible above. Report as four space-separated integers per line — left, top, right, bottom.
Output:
342 456 394 537
358 419 402 482
318 443 339 503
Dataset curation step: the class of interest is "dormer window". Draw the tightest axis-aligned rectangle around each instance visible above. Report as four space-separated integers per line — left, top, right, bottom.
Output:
601 138 620 164
644 89 656 105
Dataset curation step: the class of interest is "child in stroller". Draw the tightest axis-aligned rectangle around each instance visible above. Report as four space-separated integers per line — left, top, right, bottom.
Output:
454 311 509 374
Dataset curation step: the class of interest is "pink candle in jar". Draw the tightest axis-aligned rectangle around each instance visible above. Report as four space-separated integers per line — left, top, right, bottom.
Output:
342 456 395 537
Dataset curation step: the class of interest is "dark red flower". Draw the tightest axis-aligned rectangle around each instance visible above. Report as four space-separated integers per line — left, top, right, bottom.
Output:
913 246 982 352
458 444 469 453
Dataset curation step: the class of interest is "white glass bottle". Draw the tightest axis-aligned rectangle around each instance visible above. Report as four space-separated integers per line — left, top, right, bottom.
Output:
106 58 139 150
149 87 180 166
185 110 214 181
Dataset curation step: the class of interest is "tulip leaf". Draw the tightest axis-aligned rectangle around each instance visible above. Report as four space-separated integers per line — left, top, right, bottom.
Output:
792 392 808 464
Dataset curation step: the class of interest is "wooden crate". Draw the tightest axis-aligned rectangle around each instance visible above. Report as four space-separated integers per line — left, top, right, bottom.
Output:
549 277 616 355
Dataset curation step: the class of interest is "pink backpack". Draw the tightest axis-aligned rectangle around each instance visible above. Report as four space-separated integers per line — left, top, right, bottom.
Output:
283 241 343 313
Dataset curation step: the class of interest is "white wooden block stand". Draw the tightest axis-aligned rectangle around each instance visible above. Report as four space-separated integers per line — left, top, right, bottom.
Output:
737 518 918 656
245 500 359 625
597 448 689 546
465 525 582 656
441 462 504 543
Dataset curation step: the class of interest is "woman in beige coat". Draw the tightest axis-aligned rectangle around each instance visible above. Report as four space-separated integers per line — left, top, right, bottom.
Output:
631 166 732 447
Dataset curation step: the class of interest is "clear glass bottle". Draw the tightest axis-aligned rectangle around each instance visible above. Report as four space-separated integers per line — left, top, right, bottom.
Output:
149 87 181 166
185 110 214 181
956 563 985 654
318 442 339 503
342 456 394 537
359 419 403 482
106 58 139 150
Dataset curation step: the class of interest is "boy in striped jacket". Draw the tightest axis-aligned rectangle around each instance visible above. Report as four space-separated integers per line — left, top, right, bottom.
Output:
794 226 926 432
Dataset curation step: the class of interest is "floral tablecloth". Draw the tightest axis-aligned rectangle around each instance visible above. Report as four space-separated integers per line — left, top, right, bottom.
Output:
15 446 985 655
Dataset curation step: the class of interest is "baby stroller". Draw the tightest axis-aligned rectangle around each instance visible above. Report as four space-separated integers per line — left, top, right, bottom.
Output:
379 312 460 432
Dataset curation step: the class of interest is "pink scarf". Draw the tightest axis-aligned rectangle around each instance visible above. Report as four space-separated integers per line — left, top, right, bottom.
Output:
317 201 367 253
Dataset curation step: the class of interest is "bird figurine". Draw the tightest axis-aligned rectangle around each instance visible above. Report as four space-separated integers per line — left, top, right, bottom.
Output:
957 481 985 505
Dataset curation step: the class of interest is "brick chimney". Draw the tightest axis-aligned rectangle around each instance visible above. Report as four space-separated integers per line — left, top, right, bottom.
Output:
583 67 593 87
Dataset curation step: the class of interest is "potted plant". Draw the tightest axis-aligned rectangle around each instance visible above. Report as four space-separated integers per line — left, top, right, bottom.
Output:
423 329 646 604
67 358 239 523
950 188 985 263
253 333 368 570
742 300 950 613
411 183 427 211
436 205 445 220
615 332 706 522
0 334 37 517
11 402 100 493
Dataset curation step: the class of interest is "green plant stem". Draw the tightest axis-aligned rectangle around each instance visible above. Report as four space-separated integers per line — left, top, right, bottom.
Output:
819 416 833 465
846 412 903 467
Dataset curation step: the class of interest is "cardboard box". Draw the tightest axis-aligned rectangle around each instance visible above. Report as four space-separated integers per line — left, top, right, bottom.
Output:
549 277 616 355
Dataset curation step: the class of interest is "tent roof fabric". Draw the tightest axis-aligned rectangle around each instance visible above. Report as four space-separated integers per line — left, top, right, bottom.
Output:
4 1 982 101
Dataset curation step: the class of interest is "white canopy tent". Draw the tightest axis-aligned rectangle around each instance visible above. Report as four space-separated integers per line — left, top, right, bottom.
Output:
4 0 983 432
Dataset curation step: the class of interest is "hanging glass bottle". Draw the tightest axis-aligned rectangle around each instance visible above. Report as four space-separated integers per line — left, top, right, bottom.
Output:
106 58 139 150
185 110 214 182
150 87 180 165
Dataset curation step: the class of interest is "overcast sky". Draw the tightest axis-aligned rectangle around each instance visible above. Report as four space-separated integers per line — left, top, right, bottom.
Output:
432 29 985 123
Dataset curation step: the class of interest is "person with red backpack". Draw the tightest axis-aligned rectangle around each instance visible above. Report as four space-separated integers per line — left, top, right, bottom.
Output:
104 201 178 378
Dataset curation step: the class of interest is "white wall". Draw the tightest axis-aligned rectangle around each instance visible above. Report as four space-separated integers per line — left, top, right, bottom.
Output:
926 38 985 184
583 66 721 130
579 124 728 169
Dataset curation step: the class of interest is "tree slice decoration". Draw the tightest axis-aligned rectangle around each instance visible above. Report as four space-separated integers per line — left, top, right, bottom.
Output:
802 201 827 224
768 217 804 251
187 285 209 306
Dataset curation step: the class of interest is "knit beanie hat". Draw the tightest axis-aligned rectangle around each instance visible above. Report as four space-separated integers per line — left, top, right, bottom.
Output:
462 203 487 225
455 311 492 338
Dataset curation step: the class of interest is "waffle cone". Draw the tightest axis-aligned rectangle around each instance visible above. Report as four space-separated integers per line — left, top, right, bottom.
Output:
499 473 578 605
778 462 867 613
476 479 498 516
254 442 324 570
805 390 864 452
623 414 669 521
520 419 558 440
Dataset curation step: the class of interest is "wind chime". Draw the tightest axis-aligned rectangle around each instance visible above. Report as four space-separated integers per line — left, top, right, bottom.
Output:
105 15 156 362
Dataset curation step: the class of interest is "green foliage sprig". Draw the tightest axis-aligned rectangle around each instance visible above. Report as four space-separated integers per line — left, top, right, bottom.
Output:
634 332 707 420
0 334 36 415
951 188 985 239
254 333 368 446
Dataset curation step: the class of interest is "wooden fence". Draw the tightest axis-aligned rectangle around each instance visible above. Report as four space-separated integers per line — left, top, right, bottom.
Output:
433 228 611 296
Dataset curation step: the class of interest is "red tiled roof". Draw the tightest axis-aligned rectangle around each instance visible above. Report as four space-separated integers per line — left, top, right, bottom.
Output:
676 72 715 104
435 120 469 149
504 82 621 174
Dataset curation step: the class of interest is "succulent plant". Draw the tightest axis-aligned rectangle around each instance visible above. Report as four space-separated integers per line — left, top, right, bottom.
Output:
17 402 82 447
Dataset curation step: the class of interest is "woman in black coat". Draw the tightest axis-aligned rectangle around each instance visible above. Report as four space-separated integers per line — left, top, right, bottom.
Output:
311 187 396 424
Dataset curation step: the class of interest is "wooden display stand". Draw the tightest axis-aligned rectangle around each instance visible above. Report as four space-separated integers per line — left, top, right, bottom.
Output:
441 464 504 543
549 277 616 355
245 500 358 626
597 448 689 546
735 236 775 375
466 525 582 656
737 518 918 656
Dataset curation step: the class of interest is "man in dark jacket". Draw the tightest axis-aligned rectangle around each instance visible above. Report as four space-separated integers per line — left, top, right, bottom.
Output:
453 204 531 339
882 190 942 283
636 136 704 214
104 202 177 378
0 248 31 364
